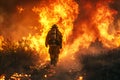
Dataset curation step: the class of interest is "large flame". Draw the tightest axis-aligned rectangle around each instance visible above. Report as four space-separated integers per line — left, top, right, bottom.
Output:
0 0 120 65
0 0 120 79
26 0 79 62
0 0 120 80
30 0 120 62
92 1 120 48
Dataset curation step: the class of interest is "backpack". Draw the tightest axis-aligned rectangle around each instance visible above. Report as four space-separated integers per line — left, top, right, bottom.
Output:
48 29 62 46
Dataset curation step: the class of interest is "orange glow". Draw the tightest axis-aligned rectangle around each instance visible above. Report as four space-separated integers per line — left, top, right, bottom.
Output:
17 6 24 13
25 0 79 62
0 36 4 50
92 2 119 48
0 0 120 65
78 76 83 80
10 73 31 80
12 0 120 63
1 0 120 79
0 75 5 80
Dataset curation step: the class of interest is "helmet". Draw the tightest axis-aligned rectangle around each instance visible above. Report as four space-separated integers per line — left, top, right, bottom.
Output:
51 24 58 29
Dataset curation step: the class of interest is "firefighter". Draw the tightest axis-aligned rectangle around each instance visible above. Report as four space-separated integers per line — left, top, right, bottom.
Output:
45 24 62 66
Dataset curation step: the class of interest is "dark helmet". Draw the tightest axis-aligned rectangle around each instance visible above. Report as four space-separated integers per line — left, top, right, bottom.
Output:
51 24 58 29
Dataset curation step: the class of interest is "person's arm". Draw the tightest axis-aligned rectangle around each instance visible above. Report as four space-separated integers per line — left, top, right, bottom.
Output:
45 32 50 47
58 30 63 49
60 33 62 49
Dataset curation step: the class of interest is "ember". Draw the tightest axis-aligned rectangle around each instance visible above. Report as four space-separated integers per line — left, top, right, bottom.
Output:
0 75 5 80
10 73 31 80
78 76 83 80
17 6 24 13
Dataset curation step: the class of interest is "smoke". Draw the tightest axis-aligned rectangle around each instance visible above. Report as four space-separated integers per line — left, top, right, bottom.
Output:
110 0 120 17
110 0 120 30
0 0 41 41
0 0 42 14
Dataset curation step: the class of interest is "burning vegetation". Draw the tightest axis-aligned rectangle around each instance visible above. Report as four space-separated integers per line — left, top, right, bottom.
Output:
0 0 120 80
0 39 40 80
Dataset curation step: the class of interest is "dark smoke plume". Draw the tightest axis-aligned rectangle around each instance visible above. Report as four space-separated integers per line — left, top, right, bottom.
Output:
0 0 41 40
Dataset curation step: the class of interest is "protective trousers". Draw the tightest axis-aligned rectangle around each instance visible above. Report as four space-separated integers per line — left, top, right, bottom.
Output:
49 45 60 66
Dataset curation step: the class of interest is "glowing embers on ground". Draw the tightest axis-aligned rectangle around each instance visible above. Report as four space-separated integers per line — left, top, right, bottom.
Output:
10 73 31 80
0 36 4 50
0 73 30 80
0 75 5 80
77 76 83 80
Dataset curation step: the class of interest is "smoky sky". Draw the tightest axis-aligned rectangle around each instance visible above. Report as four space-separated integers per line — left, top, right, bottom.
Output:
0 0 41 14
75 0 120 24
0 0 119 14
0 0 120 24
0 0 42 40
0 0 41 27
109 0 120 20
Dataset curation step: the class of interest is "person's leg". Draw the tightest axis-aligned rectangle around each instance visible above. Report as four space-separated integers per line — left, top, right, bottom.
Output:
54 54 58 66
49 46 56 66
49 46 60 66
53 46 60 66
50 54 54 65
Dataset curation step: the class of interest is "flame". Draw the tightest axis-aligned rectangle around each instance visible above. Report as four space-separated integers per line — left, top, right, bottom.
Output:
1 0 120 79
15 0 120 62
0 36 4 50
92 1 120 48
25 0 79 62
0 0 120 65
17 6 24 13
77 76 83 80
10 73 31 80
0 75 5 80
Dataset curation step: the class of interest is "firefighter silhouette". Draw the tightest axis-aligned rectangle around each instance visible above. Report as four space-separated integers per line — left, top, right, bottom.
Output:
45 24 62 66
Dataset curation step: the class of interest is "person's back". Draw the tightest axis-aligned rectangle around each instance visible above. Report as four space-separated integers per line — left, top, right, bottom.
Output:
45 24 62 66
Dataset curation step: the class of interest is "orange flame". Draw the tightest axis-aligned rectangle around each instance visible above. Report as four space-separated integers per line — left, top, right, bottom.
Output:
77 76 83 80
0 36 4 50
92 2 119 48
17 6 24 13
17 0 120 63
0 74 5 80
0 0 120 64
26 0 79 62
